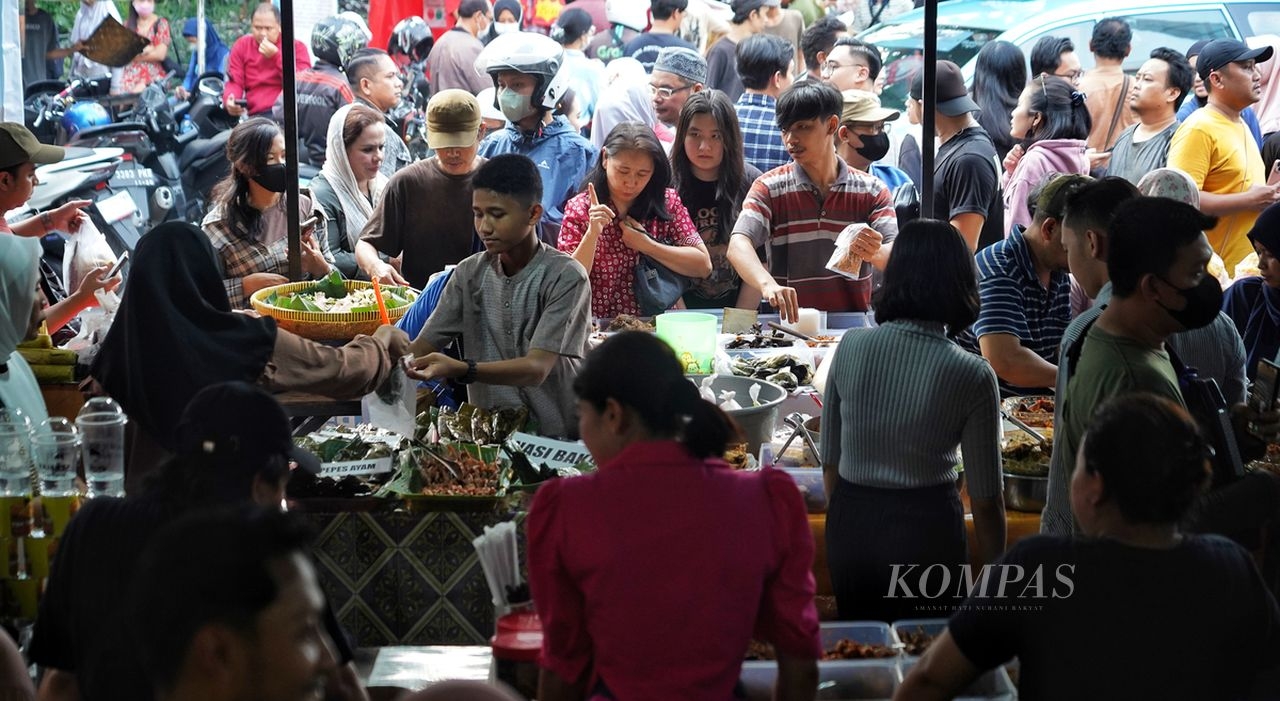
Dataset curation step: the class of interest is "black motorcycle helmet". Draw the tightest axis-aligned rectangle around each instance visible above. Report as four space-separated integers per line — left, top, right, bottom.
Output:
389 16 435 64
312 15 370 71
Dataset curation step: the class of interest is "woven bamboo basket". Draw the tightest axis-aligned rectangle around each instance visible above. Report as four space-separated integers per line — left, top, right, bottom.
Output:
250 280 418 341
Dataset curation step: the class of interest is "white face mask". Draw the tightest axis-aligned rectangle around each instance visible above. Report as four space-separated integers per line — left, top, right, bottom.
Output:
499 88 535 122
494 21 519 35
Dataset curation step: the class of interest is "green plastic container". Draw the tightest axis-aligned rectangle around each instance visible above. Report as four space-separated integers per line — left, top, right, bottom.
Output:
655 312 718 374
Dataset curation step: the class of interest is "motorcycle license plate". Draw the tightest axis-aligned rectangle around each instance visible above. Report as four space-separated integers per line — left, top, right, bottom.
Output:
96 190 138 225
109 167 156 189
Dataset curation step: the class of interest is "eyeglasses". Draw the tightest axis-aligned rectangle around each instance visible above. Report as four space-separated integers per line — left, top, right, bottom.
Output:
1055 69 1083 82
648 83 694 100
821 61 867 75
843 122 890 135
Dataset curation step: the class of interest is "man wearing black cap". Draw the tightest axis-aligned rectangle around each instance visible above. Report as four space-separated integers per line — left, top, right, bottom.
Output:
918 61 1002 251
1178 39 1265 148
30 382 367 701
1168 38 1280 276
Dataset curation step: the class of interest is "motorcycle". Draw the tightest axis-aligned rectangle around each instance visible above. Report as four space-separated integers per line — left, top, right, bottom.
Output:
184 72 240 139
24 78 113 145
66 81 230 226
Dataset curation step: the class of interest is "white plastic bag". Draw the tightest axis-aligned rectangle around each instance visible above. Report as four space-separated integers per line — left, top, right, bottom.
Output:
62 218 117 294
825 223 873 281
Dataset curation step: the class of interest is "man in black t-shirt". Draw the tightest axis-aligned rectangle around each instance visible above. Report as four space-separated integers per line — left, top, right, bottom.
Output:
914 62 1002 251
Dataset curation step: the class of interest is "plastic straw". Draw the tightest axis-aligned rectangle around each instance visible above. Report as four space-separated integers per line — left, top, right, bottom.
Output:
370 278 392 326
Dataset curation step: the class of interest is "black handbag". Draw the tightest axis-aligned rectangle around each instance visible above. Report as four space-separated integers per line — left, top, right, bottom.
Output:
634 254 696 316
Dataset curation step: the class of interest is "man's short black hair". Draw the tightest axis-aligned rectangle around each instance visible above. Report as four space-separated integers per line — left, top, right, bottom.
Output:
474 154 543 207
346 48 391 88
252 1 280 24
737 34 793 90
459 0 491 19
1062 176 1140 240
131 508 316 692
1107 197 1217 297
1090 17 1132 61
801 15 846 74
1149 47 1194 107
831 37 882 81
651 0 688 21
731 0 767 24
775 80 842 131
1029 35 1073 78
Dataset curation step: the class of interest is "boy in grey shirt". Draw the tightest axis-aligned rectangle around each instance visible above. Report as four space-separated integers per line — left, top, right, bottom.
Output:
408 154 592 438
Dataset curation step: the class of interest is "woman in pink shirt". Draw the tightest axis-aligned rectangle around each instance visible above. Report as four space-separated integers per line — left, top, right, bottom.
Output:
528 331 821 700
558 122 712 318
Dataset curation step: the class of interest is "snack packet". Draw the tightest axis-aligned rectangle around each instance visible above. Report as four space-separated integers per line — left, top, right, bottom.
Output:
825 223 873 281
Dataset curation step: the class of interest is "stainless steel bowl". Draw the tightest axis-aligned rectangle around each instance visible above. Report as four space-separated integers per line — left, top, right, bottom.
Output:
1003 472 1048 513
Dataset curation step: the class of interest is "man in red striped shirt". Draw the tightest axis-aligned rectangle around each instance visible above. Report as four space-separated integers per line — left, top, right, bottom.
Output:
728 81 897 322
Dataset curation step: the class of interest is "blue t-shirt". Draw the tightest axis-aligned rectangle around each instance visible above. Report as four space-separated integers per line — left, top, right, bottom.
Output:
870 163 913 193
957 228 1072 393
397 270 458 408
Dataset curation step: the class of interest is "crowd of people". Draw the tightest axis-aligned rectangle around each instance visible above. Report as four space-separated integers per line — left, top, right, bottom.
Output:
5 0 1280 698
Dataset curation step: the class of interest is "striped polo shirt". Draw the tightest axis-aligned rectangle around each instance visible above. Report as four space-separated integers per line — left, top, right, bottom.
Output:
732 156 897 312
958 229 1071 392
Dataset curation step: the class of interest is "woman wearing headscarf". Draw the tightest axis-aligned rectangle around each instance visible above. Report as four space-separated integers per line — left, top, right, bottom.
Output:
590 57 673 150
309 104 389 280
1248 35 1280 140
0 236 49 425
175 18 231 100
482 0 523 45
91 222 411 488
1224 203 1280 382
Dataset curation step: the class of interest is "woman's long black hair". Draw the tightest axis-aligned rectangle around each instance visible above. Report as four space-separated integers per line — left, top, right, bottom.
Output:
584 121 673 222
971 41 1026 159
208 117 283 239
670 90 749 242
574 331 740 459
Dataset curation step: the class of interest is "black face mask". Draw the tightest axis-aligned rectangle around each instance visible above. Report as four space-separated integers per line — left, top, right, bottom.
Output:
853 132 891 162
251 163 290 193
1156 274 1223 331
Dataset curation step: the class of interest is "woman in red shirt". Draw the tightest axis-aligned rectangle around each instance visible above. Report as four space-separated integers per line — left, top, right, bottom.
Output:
119 0 171 94
528 331 821 700
557 122 712 318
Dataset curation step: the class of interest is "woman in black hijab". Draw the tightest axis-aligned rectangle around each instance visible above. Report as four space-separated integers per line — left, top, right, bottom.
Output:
92 222 411 485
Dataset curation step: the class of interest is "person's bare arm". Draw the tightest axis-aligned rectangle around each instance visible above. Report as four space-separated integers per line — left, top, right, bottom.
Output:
950 213 986 252
728 233 798 322
44 266 121 333
894 630 983 701
969 496 1007 567
1198 186 1280 217
37 668 79 701
775 653 818 701
621 219 713 277
538 667 587 701
409 348 560 387
355 240 407 285
978 333 1057 390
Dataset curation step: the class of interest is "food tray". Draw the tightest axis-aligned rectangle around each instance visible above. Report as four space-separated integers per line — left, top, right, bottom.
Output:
890 618 947 658
820 621 902 660
1001 395 1054 429
250 280 418 341
741 659 900 701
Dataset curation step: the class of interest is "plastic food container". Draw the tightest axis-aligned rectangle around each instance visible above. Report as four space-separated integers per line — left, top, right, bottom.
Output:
656 312 718 374
819 621 902 660
900 658 1016 700
890 618 948 658
740 660 901 701
780 467 826 513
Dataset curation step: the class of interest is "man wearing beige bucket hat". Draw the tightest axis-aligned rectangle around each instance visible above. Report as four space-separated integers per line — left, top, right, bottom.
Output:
835 90 912 195
356 90 487 289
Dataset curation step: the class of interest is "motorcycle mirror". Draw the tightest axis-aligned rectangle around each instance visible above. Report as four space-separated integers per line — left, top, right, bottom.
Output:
197 77 224 98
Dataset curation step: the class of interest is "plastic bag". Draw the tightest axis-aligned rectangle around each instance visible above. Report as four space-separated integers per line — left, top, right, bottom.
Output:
62 218 117 293
825 223 873 281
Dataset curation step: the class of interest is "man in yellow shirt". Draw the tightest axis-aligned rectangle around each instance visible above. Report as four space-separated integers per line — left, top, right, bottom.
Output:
1168 39 1280 274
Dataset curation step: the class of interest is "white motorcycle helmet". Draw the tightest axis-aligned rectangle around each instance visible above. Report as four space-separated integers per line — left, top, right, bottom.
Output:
475 32 570 112
606 0 651 32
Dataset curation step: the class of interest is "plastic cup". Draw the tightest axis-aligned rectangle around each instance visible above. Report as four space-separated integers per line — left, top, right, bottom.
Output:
75 413 126 498
32 431 80 498
655 312 718 374
0 423 33 497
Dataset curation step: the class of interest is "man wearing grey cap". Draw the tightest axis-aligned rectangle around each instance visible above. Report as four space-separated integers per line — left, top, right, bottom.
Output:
650 46 707 128
1168 38 1280 274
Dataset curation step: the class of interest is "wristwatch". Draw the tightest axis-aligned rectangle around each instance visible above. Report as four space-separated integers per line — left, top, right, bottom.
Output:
458 359 478 385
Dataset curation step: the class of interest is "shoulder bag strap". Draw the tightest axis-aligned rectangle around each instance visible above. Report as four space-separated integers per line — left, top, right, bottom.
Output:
1103 75 1130 148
